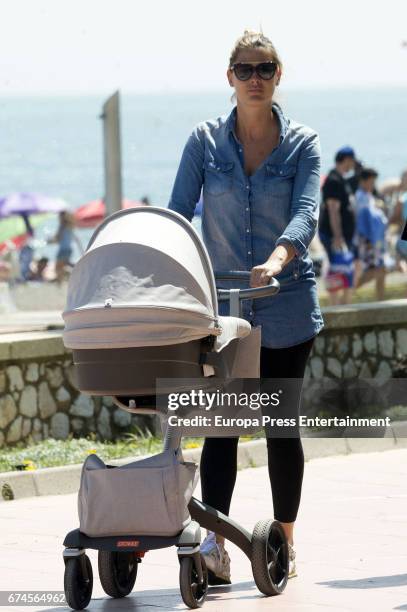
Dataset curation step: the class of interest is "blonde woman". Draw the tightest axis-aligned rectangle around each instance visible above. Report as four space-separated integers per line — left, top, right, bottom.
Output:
169 30 323 584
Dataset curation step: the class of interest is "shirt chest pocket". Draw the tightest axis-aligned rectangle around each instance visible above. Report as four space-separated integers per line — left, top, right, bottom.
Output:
264 163 297 198
204 159 234 197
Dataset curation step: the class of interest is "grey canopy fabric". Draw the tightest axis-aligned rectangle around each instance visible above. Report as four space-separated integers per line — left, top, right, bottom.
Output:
63 207 251 349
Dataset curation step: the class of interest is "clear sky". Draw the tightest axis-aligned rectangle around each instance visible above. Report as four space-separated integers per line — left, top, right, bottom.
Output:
1 0 407 95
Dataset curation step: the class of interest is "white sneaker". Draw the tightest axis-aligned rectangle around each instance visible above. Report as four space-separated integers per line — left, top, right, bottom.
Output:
288 543 297 578
200 531 231 585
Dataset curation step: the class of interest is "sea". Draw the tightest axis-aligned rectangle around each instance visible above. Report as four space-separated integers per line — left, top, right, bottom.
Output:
1 88 406 261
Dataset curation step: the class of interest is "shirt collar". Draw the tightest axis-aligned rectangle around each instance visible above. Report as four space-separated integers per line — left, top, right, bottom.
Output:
226 103 289 144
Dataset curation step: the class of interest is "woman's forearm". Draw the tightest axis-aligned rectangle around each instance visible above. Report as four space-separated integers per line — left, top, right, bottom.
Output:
275 132 321 257
267 242 296 268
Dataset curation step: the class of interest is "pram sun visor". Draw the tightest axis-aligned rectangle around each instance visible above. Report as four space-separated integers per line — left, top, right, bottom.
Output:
63 308 251 349
64 306 220 349
84 207 218 315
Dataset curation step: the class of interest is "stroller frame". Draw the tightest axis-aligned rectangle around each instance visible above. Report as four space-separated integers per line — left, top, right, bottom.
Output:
63 262 289 609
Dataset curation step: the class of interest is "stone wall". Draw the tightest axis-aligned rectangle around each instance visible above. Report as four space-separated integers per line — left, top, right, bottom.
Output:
301 300 407 420
303 300 407 383
0 332 140 447
1 300 406 447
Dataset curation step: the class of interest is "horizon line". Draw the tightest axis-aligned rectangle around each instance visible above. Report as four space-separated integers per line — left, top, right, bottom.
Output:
1 84 407 98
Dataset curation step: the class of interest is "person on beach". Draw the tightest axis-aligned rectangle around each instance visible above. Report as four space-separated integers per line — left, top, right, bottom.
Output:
319 147 357 304
388 169 407 273
18 213 35 281
169 30 324 583
354 168 388 300
26 256 49 282
48 211 78 283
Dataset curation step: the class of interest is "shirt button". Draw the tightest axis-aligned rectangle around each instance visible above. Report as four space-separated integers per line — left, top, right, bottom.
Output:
248 250 251 255
280 170 283 174
249 311 253 316
239 148 242 152
246 185 250 190
246 228 250 233
245 207 249 211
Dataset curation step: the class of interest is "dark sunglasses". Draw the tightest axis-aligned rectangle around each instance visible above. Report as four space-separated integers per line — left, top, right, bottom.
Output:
231 61 277 81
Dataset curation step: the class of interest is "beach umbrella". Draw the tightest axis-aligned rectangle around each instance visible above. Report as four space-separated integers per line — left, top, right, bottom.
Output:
73 199 104 228
0 192 68 218
73 199 144 228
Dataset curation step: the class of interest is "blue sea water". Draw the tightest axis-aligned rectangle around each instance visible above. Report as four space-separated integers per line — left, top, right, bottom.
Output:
1 89 406 260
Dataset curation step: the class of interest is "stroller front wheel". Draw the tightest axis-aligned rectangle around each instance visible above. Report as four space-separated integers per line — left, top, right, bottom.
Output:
251 519 288 595
64 555 93 610
98 550 138 598
179 554 208 609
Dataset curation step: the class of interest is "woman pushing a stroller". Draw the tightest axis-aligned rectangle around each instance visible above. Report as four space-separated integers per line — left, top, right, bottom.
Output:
169 29 324 584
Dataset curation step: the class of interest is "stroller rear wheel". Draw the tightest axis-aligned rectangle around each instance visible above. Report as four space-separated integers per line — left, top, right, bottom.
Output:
98 550 138 598
179 554 208 609
251 519 288 595
64 555 93 610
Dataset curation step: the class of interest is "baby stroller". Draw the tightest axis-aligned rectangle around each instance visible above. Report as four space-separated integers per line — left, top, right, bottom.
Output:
62 207 288 609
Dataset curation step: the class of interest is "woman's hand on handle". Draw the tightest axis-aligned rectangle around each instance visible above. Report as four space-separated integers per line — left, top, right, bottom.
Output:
250 242 296 288
250 259 282 287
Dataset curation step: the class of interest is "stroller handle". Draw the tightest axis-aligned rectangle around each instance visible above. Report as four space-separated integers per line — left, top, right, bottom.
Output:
214 270 280 302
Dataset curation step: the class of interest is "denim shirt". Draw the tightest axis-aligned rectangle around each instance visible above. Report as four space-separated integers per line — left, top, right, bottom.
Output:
168 104 324 348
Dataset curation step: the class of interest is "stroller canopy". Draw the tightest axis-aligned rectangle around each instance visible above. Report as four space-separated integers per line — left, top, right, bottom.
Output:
63 207 222 349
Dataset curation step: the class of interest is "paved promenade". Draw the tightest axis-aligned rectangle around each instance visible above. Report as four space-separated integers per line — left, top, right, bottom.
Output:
0 310 63 334
0 448 406 611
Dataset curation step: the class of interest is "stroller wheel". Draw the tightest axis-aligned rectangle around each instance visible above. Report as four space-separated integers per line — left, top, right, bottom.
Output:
64 555 93 610
251 519 288 596
98 550 138 598
179 554 208 609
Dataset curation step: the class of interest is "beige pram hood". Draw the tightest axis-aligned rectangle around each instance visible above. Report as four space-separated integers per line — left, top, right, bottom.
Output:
63 207 251 350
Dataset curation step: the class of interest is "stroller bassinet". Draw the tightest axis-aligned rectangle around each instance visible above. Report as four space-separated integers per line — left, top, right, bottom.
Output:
63 207 264 397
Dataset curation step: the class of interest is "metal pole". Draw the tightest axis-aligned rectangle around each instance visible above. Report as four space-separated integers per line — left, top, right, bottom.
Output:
100 91 122 217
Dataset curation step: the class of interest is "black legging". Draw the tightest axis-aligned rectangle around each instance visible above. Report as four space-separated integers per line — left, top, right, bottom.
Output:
200 337 314 523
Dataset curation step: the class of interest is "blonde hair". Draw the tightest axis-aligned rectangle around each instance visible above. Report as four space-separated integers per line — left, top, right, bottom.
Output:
229 29 283 71
59 210 74 229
